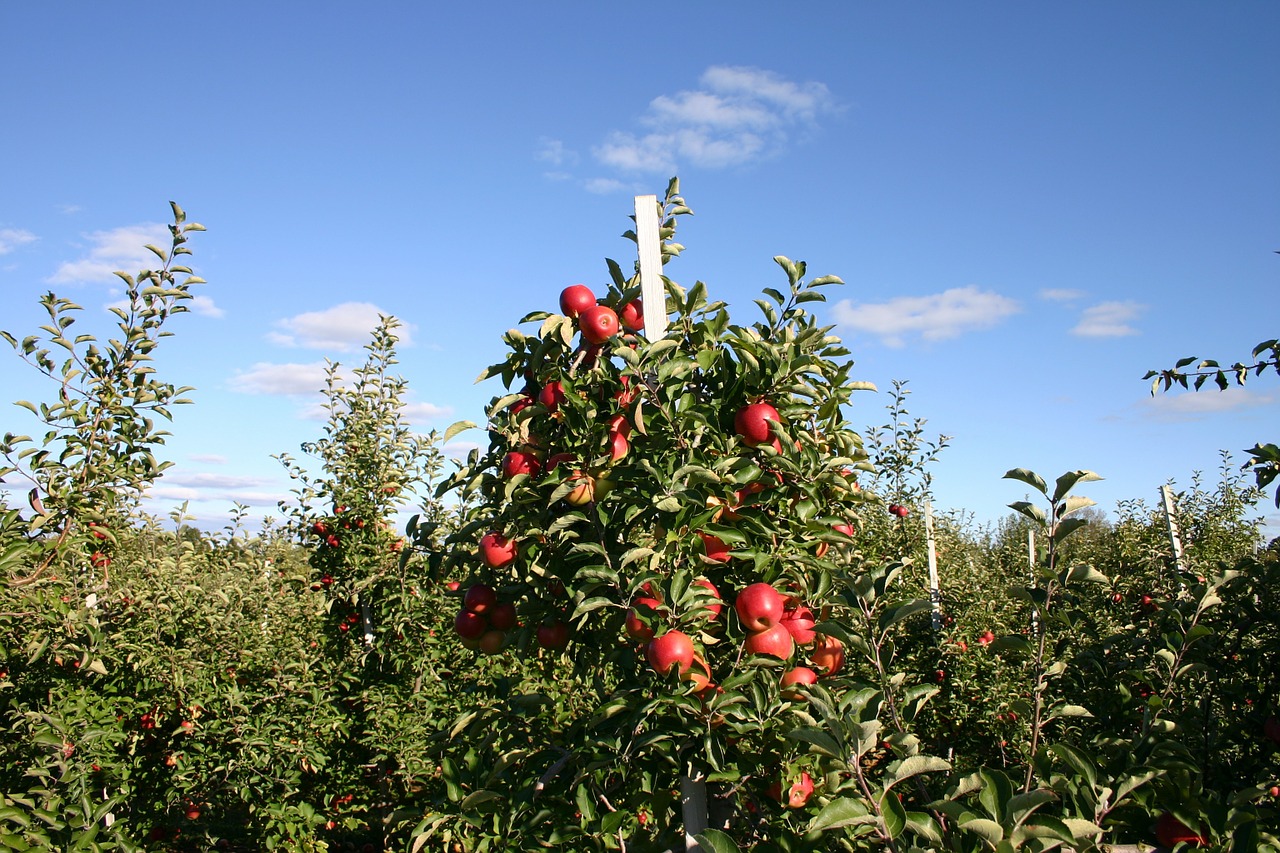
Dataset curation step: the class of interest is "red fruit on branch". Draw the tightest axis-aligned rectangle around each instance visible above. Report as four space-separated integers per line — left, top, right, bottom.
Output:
619 300 644 332
647 630 695 677
625 597 663 642
538 380 566 412
536 621 569 650
502 449 541 479
744 623 794 659
694 579 723 620
559 284 596 319
768 771 814 809
780 666 819 700
810 635 845 676
479 531 517 569
489 601 518 631
781 605 817 645
734 402 782 448
977 630 995 646
1154 812 1206 848
735 583 785 632
578 305 620 345
463 584 497 615
699 532 732 564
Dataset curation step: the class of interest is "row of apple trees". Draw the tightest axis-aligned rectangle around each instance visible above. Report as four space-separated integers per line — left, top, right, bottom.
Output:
0 189 1277 852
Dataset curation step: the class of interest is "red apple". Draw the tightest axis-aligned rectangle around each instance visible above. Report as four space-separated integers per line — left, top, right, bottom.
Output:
699 532 732 564
545 452 576 472
811 635 845 677
780 666 819 700
683 656 713 693
619 300 644 331
744 623 794 659
1154 812 1206 848
625 597 664 642
734 402 782 448
833 523 855 538
445 580 461 592
502 449 541 479
647 630 695 677
768 771 814 808
463 584 497 615
538 381 566 412
478 629 506 655
479 531 517 569
977 630 995 646
735 582 785 632
536 621 569 650
559 284 596 318
579 305 620 345
454 609 487 640
489 601 518 631
781 605 818 646
565 471 597 506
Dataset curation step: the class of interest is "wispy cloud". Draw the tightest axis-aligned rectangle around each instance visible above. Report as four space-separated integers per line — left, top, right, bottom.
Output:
47 223 172 284
190 295 225 318
1138 386 1275 422
0 228 37 255
1071 301 1144 337
228 361 331 396
403 401 453 424
268 302 412 351
1039 288 1085 302
832 286 1021 347
582 65 837 186
188 453 228 465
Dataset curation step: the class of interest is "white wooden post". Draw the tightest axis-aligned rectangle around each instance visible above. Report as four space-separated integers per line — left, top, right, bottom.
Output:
1028 528 1039 632
634 194 707 852
923 500 942 635
1159 485 1187 579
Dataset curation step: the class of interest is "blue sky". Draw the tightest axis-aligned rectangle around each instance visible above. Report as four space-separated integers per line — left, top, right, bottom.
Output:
2 3 1277 537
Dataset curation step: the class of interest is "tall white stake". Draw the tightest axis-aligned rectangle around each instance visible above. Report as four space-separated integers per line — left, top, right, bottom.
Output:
633 195 706 851
1160 485 1187 580
924 500 942 635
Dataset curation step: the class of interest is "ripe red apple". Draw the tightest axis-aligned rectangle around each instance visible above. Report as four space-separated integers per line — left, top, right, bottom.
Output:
735 582 785 632
479 531 517 569
463 584 497 615
683 656 713 693
454 609 487 640
478 629 506 655
579 305 620 345
694 579 722 620
625 597 663 642
833 523 855 538
565 471 597 506
1154 812 1206 848
445 580 461 592
780 666 819 700
699 532 732 564
607 415 631 460
647 630 695 677
536 621 569 650
744 623 795 659
489 601 518 631
811 635 845 676
734 402 782 448
768 771 814 809
559 284 596 318
502 449 541 479
538 380 566 412
545 452 576 472
781 605 818 646
1264 716 1280 745
619 300 644 331
977 630 995 646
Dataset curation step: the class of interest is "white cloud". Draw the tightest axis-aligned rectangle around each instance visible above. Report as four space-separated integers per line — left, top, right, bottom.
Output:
188 453 228 465
538 138 578 167
228 361 331 396
1071 301 1144 337
1139 386 1275 422
47 223 172 284
832 286 1021 347
190 295 225 318
268 302 412 351
403 401 453 424
590 65 837 177
583 177 630 195
1039 288 1086 302
443 440 481 460
0 228 37 255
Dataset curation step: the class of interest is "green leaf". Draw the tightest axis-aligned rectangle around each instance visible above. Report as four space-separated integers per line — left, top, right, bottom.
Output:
880 789 907 839
1048 743 1097 791
786 727 844 759
807 797 875 833
884 755 951 791
692 828 740 853
1008 501 1047 526
443 420 477 444
1051 470 1103 502
959 817 1005 845
1003 468 1048 496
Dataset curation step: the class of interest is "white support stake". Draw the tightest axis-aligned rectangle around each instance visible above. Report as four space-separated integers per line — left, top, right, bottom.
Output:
923 500 942 634
634 195 667 337
634 194 706 851
1160 485 1187 580
1028 528 1040 632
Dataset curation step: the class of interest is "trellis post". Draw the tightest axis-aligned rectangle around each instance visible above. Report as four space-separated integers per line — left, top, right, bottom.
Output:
923 500 942 634
633 194 709 852
1159 485 1187 579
